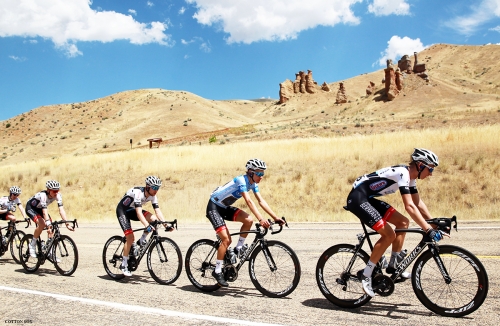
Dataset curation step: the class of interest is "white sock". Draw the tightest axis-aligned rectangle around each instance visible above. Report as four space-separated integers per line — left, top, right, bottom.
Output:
122 256 129 267
31 237 38 246
363 260 376 278
215 259 223 273
236 236 246 249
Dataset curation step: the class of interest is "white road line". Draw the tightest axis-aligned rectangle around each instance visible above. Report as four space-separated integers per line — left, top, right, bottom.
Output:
0 286 286 326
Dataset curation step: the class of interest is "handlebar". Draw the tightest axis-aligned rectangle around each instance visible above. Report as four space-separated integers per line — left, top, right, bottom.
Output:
49 219 78 229
256 217 288 236
15 218 32 228
427 216 457 234
151 219 177 231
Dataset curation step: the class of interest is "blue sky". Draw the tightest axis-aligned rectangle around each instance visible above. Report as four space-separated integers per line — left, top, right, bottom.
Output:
1 0 500 121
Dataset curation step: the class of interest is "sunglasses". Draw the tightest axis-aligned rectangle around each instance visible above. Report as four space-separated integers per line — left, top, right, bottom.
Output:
254 171 265 177
11 193 20 197
150 186 160 191
50 190 59 193
422 164 435 173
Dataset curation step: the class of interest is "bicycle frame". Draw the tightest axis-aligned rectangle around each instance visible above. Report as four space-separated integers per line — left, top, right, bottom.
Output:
1 218 31 248
350 216 458 284
38 220 78 263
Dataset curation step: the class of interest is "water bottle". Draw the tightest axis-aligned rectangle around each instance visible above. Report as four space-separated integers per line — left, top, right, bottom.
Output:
226 247 237 264
131 243 139 257
396 249 408 266
41 240 46 251
379 255 388 269
1 236 6 247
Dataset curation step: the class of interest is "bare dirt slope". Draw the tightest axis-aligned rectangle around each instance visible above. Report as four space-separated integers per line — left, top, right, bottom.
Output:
2 43 500 165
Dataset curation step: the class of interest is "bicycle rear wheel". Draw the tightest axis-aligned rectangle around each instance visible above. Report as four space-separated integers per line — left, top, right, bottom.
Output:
147 237 182 285
185 239 220 292
102 235 126 280
9 230 26 264
248 240 301 298
412 245 489 317
316 244 371 308
52 235 79 276
19 234 41 273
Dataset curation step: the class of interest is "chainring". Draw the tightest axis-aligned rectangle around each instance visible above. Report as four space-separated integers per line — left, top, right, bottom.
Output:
224 265 238 282
373 274 395 297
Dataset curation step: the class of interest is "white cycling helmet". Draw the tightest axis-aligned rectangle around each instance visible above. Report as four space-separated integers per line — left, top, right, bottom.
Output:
246 158 267 171
411 148 439 167
9 186 21 195
145 175 162 188
46 180 60 190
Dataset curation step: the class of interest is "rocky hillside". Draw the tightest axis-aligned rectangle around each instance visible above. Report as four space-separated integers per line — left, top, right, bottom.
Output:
2 43 500 165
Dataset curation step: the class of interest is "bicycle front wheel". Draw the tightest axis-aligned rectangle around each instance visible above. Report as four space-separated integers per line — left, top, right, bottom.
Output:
19 234 41 273
147 237 182 285
52 235 79 276
185 239 220 292
412 245 489 317
248 240 301 298
9 230 26 264
316 244 371 308
102 235 126 280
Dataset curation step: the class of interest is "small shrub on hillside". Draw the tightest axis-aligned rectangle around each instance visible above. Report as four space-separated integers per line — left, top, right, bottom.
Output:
6 123 11 128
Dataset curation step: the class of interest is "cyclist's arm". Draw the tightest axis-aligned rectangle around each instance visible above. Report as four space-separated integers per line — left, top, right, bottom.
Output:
402 194 433 230
17 203 27 219
254 192 280 221
135 206 150 228
58 206 74 231
154 207 166 223
241 191 265 223
411 193 433 220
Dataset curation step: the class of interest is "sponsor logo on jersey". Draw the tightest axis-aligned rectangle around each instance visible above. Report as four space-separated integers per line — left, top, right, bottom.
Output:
123 197 132 207
369 180 387 191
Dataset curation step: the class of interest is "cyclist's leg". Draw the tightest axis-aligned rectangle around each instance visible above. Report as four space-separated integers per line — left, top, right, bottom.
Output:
138 210 153 243
386 211 409 253
118 208 137 257
5 213 16 235
234 210 252 249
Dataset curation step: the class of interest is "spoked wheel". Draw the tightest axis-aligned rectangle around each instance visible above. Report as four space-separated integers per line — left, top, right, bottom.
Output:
315 244 372 308
102 235 126 280
185 239 220 292
248 240 301 298
147 237 182 285
9 230 26 264
52 235 79 276
19 234 41 273
412 245 489 317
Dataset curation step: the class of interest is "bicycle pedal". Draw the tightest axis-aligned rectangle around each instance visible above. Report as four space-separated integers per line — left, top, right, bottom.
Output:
393 276 408 284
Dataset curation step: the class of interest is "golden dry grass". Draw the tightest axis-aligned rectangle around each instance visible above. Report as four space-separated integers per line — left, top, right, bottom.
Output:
1 124 499 224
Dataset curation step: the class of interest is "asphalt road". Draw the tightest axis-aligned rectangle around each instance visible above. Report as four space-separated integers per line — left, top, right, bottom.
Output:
1 221 499 326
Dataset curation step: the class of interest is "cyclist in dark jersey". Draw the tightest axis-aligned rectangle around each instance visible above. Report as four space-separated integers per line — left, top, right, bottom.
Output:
346 148 445 297
116 176 168 277
0 186 27 238
25 180 74 258
206 158 284 287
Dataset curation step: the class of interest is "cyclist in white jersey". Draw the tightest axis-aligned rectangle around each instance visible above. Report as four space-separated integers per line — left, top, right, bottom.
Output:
116 176 168 277
206 158 284 287
25 180 74 258
0 186 28 238
346 148 445 297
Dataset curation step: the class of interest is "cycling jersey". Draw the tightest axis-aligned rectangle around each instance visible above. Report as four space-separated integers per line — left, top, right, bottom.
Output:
210 175 259 208
0 196 21 210
347 165 418 231
25 191 63 222
116 187 159 235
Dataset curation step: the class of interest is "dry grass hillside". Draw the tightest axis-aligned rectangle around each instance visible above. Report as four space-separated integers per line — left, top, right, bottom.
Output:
1 43 500 166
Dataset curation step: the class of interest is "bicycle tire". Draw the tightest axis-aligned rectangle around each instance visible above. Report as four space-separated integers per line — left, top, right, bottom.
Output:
185 239 220 292
52 235 79 276
102 235 126 280
147 237 182 285
248 240 301 298
19 234 41 273
412 244 489 317
9 230 26 264
316 244 372 308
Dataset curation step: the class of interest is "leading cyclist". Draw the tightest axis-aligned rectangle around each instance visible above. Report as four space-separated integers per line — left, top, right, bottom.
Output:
346 148 445 297
0 186 28 238
206 158 284 287
116 176 169 277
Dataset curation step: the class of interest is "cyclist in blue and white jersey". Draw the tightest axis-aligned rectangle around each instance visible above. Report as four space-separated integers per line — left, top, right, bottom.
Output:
0 186 28 238
206 158 284 287
25 180 73 258
116 176 168 277
346 148 445 297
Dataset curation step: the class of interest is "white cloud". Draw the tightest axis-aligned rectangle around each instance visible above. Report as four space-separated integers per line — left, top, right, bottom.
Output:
181 39 195 45
376 35 427 67
368 0 410 16
443 0 500 36
184 54 190 59
0 0 172 57
489 25 500 32
200 41 211 52
128 9 137 16
147 1 154 7
185 0 362 44
179 7 186 15
9 55 27 62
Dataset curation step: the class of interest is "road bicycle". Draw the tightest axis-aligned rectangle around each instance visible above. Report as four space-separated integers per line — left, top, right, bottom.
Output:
19 219 79 276
316 211 489 317
102 219 182 285
0 218 31 264
185 218 301 298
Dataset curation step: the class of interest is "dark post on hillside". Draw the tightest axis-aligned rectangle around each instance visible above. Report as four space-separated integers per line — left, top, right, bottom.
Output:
130 139 132 149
